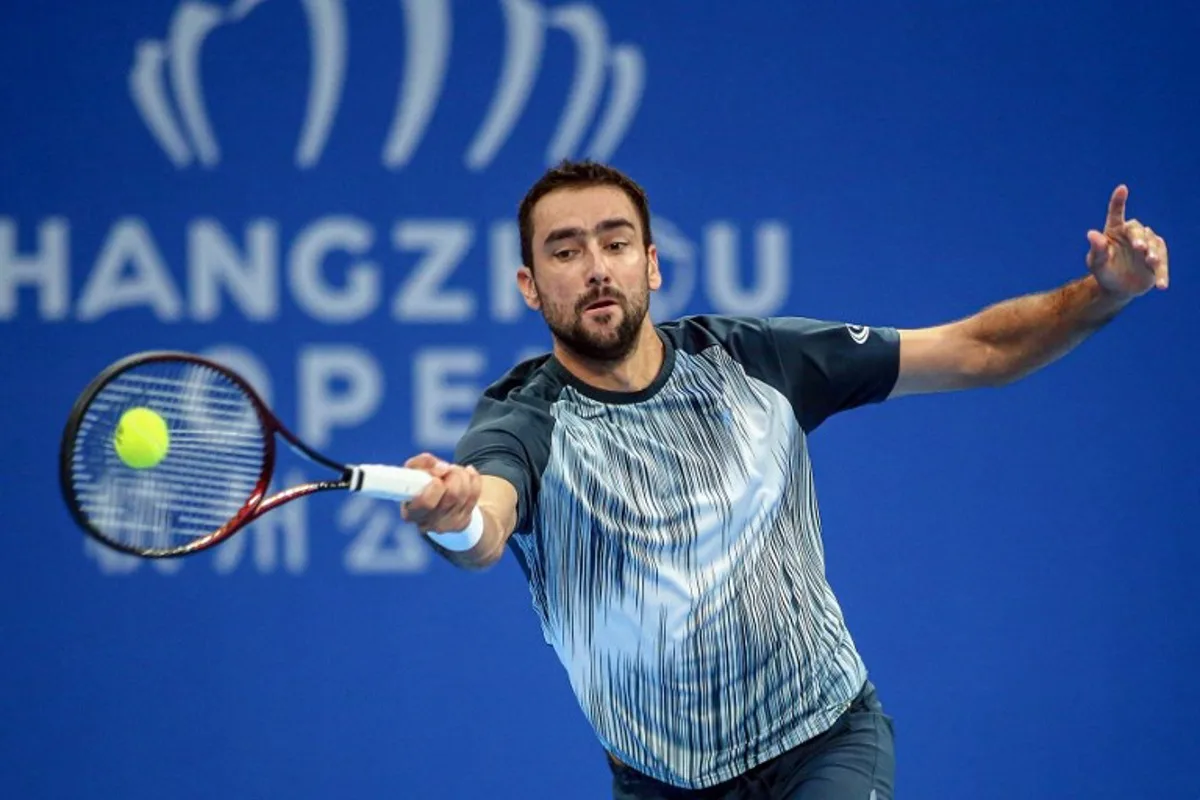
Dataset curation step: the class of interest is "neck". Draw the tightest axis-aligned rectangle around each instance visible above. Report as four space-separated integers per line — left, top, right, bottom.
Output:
553 323 665 393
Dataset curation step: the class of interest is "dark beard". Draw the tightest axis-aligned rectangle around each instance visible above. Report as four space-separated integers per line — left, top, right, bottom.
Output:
543 287 648 363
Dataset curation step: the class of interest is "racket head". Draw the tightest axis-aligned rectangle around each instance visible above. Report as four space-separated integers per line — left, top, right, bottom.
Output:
59 351 277 558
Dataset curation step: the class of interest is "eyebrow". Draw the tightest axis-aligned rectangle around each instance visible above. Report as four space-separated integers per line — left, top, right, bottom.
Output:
542 217 636 249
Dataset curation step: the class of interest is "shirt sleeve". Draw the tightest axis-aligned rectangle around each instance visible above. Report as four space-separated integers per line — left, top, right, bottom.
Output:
765 317 901 432
453 392 553 534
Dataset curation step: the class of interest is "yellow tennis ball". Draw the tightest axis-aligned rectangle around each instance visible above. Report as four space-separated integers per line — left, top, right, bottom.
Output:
113 407 170 469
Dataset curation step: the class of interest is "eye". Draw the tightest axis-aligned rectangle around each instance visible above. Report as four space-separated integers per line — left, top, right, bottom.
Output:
607 241 629 252
553 249 578 261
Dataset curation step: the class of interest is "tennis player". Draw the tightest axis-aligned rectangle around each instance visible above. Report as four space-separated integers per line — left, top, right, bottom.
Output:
400 161 1169 799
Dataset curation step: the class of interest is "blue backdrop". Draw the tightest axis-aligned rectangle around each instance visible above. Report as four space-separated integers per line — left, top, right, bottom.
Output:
2 2 1196 798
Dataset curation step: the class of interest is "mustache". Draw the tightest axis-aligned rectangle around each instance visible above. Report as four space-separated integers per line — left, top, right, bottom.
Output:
575 287 626 313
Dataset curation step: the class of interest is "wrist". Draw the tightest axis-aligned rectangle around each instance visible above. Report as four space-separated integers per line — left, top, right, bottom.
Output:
1082 274 1134 320
423 508 485 552
425 525 483 552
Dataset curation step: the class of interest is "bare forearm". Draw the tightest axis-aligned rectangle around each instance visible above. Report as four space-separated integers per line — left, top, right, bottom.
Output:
895 188 1167 398
964 274 1130 385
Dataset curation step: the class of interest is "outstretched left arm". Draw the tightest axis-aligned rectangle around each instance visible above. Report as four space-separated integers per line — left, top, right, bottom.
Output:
891 185 1170 398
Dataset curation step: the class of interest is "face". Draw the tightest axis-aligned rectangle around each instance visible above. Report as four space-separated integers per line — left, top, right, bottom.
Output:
520 185 661 362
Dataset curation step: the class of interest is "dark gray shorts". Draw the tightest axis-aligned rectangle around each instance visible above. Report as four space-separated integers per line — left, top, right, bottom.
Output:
609 680 896 800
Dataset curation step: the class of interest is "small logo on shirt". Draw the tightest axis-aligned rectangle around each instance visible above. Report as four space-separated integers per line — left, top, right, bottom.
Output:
846 324 870 344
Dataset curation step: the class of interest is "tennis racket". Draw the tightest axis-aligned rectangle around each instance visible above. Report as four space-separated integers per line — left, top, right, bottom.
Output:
58 350 482 558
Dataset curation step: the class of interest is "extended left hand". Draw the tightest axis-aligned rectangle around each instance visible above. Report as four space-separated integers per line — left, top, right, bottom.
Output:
1086 185 1169 299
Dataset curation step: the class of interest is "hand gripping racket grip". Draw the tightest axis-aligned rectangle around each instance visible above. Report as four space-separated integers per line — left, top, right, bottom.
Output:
348 464 484 552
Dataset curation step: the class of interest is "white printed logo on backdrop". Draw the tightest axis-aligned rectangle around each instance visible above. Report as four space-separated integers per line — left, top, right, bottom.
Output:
129 0 645 171
1 0 794 576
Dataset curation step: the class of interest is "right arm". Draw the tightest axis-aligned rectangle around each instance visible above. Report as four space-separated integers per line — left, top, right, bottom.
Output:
404 370 553 569
400 454 519 571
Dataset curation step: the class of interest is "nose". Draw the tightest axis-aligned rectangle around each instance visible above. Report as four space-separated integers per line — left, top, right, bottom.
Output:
584 242 614 286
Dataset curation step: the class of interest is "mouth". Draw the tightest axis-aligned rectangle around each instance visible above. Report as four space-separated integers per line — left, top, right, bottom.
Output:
583 298 620 314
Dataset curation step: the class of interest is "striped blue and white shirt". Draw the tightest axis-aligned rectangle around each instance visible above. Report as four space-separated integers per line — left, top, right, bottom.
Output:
454 315 900 790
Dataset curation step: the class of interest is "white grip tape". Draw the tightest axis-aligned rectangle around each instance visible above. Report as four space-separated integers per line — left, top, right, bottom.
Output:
351 464 484 552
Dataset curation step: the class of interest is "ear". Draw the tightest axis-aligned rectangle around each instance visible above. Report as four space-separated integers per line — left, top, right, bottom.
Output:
517 266 542 310
647 244 663 292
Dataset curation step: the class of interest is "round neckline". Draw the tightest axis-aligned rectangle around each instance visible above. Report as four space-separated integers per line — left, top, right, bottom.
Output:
547 329 676 405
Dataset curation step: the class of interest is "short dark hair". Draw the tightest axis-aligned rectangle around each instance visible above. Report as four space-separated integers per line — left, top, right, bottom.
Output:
518 160 653 269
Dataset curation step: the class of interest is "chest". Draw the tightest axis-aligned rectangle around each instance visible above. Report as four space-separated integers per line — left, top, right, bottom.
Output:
543 365 794 534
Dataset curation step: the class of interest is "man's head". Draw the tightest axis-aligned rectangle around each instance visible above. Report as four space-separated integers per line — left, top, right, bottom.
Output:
516 160 661 363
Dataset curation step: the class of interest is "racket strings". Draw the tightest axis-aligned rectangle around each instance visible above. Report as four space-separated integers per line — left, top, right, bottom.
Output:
69 362 267 551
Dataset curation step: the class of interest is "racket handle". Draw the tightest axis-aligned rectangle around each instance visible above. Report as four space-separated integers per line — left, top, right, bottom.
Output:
349 464 484 551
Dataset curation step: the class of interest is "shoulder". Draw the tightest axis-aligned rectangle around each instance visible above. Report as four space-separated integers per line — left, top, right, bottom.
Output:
657 314 779 361
467 352 563 432
478 352 561 403
455 353 563 468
